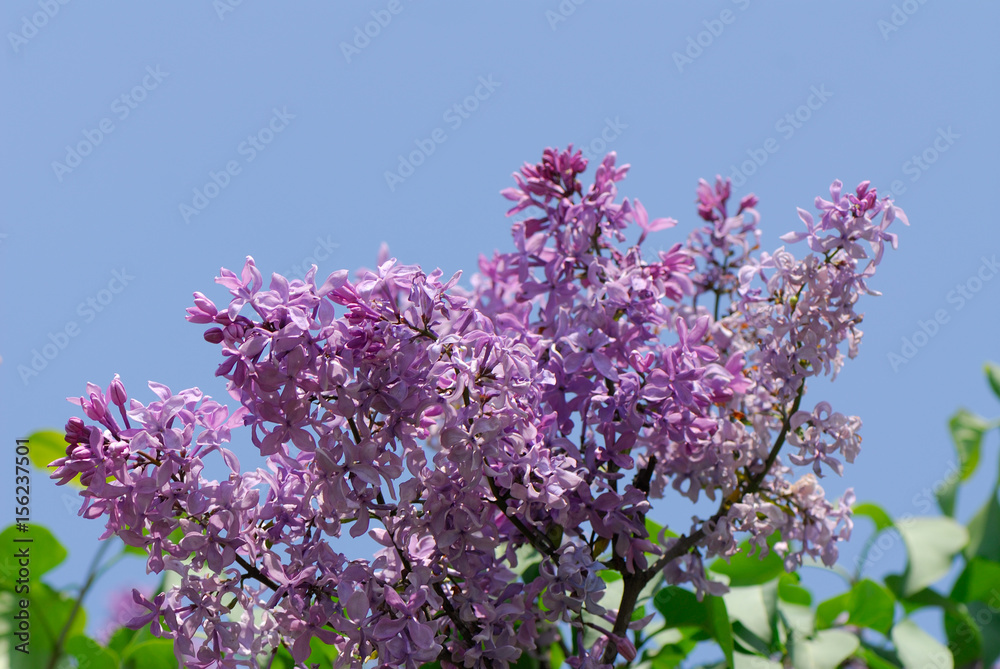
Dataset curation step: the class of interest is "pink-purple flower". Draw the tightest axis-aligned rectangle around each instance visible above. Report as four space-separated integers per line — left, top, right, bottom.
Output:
51 146 905 668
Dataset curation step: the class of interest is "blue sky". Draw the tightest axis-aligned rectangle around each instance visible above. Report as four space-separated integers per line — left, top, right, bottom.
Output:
2 0 998 649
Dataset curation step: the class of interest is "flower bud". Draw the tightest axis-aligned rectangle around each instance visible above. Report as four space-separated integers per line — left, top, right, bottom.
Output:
65 417 88 445
204 328 225 344
110 375 127 407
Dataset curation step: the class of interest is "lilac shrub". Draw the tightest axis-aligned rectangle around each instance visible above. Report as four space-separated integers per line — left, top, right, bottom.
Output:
50 147 906 668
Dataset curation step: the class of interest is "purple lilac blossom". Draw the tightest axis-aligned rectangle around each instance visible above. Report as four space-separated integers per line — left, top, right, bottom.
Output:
51 147 906 668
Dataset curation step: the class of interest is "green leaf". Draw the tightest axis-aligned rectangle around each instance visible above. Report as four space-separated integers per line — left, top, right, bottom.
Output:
892 619 953 669
846 579 895 635
707 595 735 667
647 634 697 669
731 620 770 655
949 409 989 481
513 648 540 669
653 587 734 666
944 608 983 668
654 587 704 627
107 624 140 655
522 561 541 584
550 637 566 669
853 502 894 532
734 652 783 669
10 581 87 669
65 634 119 669
985 361 1000 400
777 600 815 640
883 574 937 607
897 517 968 595
935 409 990 516
123 639 179 669
646 517 677 541
788 629 859 669
778 574 812 606
0 524 68 589
967 601 1000 665
858 644 903 669
965 489 1000 562
26 430 80 486
814 592 850 630
937 479 959 518
951 557 1000 603
710 534 785 587
724 582 777 648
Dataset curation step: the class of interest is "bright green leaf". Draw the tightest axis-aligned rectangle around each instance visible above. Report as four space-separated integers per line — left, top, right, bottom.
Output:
654 587 705 627
937 479 959 518
724 582 776 647
647 635 697 669
0 524 68 587
951 557 1000 603
65 634 119 669
788 629 859 669
815 592 849 630
944 608 984 668
513 647 540 669
707 595 735 667
859 645 903 669
777 600 814 639
935 410 990 516
710 534 785 587
26 431 80 486
647 517 679 541
107 624 140 655
731 620 770 655
853 502 894 532
965 489 1000 562
522 561 541 584
653 587 733 666
846 579 895 635
123 639 179 669
967 601 1000 665
734 653 782 669
898 517 968 595
15 581 87 669
892 619 953 669
984 362 1000 401
778 574 812 606
949 409 989 480
550 637 566 669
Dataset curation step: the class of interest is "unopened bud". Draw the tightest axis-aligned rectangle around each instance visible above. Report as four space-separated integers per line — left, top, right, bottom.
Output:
110 374 127 407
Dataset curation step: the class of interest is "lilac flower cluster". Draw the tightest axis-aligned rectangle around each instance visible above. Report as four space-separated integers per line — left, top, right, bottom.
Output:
51 147 906 668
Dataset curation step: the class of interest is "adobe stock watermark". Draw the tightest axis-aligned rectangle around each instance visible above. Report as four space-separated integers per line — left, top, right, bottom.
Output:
672 0 752 73
17 268 135 386
886 127 959 199
213 0 245 21
721 85 833 188
545 0 587 31
279 235 340 283
340 0 411 64
51 66 170 183
888 254 999 372
383 75 501 192
178 107 295 224
876 0 930 41
7 0 71 54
